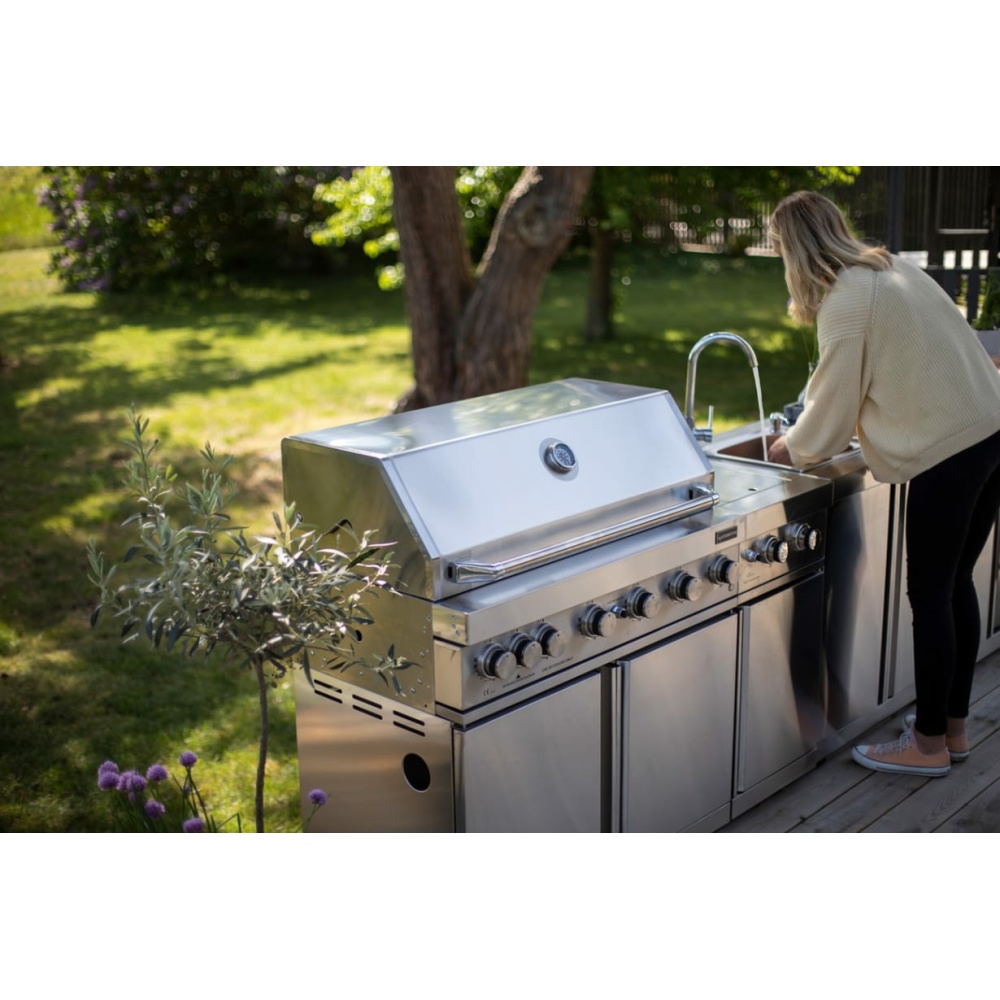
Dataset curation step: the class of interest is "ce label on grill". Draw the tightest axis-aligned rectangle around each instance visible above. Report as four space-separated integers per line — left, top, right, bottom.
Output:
542 439 579 478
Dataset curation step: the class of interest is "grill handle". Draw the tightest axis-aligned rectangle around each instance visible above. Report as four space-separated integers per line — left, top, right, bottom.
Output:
448 483 720 584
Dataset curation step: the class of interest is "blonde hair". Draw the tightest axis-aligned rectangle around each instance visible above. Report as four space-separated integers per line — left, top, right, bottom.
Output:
769 191 891 324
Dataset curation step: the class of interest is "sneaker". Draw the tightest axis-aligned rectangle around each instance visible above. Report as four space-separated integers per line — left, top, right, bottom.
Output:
852 728 951 777
901 714 970 762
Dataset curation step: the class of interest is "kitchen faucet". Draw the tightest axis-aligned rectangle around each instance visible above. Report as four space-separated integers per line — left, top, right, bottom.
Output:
683 332 761 442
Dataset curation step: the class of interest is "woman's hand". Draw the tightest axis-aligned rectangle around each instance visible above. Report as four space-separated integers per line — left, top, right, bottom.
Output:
767 434 793 466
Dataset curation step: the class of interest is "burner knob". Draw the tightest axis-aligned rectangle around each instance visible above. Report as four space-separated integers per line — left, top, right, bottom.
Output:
753 535 789 564
707 555 738 587
475 642 516 681
624 587 661 619
579 605 618 639
666 571 704 603
533 623 567 658
509 632 543 670
785 523 821 552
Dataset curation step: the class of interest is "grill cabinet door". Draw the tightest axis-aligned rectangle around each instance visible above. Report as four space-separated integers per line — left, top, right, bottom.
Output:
455 671 605 832
622 614 738 832
737 572 827 794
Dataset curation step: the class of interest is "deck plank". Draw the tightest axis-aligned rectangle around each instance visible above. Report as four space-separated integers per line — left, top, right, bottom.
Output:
865 729 1000 831
720 647 1000 833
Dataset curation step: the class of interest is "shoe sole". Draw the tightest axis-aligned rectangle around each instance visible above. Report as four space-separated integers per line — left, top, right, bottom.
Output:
901 715 970 762
852 746 951 777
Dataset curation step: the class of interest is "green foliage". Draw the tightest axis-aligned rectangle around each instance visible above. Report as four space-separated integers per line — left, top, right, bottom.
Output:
40 167 339 292
312 166 400 288
311 166 521 288
0 167 55 251
88 410 392 680
973 270 1000 330
86 409 393 830
0 245 808 832
580 166 859 252
96 752 242 833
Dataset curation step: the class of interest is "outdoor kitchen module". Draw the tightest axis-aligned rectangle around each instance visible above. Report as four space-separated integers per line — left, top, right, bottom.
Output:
282 378 839 832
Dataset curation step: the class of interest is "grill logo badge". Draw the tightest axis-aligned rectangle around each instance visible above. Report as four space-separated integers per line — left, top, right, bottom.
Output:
715 524 738 543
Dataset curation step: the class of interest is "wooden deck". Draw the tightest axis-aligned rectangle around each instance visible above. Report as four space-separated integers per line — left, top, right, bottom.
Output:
722 647 1000 832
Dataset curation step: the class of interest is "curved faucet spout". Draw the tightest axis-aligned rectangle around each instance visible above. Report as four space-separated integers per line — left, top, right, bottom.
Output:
684 332 760 437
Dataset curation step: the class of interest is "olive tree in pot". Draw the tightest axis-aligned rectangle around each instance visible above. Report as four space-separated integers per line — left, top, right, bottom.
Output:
87 410 392 832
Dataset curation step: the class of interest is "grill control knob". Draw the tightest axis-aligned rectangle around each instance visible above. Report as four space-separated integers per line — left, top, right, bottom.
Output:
533 623 567 659
508 632 543 670
475 642 517 681
624 587 661 619
707 555 738 587
666 571 704 603
579 605 618 639
785 523 821 552
753 535 789 564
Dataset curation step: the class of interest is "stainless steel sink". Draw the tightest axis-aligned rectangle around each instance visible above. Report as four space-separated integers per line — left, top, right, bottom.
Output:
704 427 861 473
713 433 785 463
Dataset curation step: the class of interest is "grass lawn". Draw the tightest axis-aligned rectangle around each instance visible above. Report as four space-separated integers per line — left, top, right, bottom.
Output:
0 244 809 832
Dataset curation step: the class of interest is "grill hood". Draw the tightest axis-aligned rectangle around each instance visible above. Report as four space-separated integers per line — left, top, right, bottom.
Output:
281 378 716 600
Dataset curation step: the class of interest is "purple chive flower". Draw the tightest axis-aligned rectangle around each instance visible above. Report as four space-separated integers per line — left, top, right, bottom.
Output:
179 751 198 768
98 769 120 791
145 800 166 820
146 763 169 783
98 760 119 776
116 770 147 793
183 817 205 833
308 789 328 807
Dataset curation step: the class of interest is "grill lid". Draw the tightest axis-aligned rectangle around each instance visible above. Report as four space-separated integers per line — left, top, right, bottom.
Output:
282 379 716 600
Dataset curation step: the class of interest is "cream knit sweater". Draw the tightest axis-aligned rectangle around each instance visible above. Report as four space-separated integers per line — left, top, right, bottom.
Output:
785 257 1000 482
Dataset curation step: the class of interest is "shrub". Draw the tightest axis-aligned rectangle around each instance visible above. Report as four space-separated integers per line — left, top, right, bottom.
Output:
88 410 392 831
40 166 342 292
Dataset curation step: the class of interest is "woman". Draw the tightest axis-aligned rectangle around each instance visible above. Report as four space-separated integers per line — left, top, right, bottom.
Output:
766 190 1000 777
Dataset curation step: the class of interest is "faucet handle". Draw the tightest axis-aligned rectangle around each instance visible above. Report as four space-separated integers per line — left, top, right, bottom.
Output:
768 412 788 434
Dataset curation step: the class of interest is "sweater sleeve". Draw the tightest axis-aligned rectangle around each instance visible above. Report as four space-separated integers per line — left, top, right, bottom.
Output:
784 271 872 467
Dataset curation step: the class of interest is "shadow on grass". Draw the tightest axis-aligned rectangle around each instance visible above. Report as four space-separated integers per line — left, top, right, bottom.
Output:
0 273 409 632
0 634 300 832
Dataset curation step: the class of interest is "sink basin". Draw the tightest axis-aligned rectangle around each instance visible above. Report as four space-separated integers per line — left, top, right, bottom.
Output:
714 433 785 463
705 429 861 472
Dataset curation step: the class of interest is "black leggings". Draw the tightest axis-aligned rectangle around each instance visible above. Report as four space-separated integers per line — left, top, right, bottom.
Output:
906 427 1000 735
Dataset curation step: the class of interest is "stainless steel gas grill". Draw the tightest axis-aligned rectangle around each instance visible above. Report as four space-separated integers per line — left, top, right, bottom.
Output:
283 379 834 832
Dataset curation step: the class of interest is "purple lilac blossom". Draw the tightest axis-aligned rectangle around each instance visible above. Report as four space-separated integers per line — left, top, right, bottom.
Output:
179 751 198 768
146 764 169 783
308 789 328 807
145 800 166 820
183 817 205 833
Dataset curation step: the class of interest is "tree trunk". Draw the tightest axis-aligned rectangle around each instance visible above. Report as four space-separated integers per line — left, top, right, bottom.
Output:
584 224 614 340
254 658 268 833
389 167 473 411
390 166 594 409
